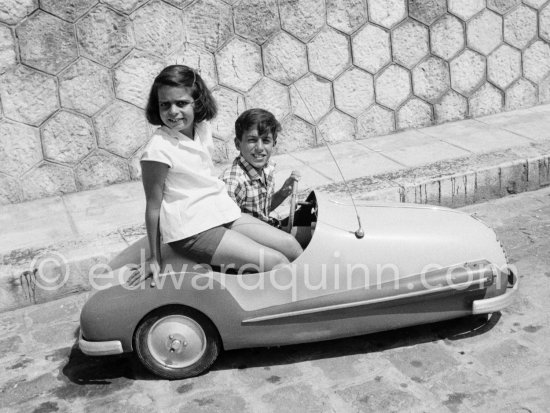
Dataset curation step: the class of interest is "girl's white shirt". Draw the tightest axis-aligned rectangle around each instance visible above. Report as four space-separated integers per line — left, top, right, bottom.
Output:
141 121 241 243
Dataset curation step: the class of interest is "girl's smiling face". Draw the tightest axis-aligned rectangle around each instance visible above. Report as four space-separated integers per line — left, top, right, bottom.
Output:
158 85 195 138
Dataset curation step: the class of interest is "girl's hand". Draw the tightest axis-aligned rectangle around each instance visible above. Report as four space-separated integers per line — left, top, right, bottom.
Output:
127 258 161 288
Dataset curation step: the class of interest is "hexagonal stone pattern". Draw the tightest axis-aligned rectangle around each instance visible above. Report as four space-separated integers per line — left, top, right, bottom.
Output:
408 0 447 25
290 74 333 123
434 90 468 123
94 101 151 158
505 78 538 110
114 51 166 109
524 0 548 8
487 0 521 14
17 11 78 75
0 66 58 126
0 173 21 204
467 10 503 55
523 40 550 83
39 0 96 22
0 0 38 25
327 0 367 34
542 5 550 42
183 0 233 52
352 24 391 74
450 49 486 96
101 0 148 14
0 120 41 176
133 0 183 55
21 163 76 201
469 82 503 117
77 4 134 68
397 98 433 129
276 116 316 153
59 58 114 117
169 43 217 89
245 78 290 121
41 111 95 165
308 27 350 80
163 0 194 8
75 150 130 190
334 67 374 117
279 0 325 42
217 38 262 92
0 24 16 75
540 75 550 103
234 0 279 44
356 105 395 139
412 56 450 103
430 14 465 61
504 5 537 50
367 0 406 28
317 110 356 144
392 19 429 69
487 44 521 90
448 0 485 21
263 32 308 85
375 64 412 110
211 87 246 141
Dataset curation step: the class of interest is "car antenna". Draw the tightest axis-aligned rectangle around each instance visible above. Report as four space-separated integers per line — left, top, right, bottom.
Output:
275 59 364 239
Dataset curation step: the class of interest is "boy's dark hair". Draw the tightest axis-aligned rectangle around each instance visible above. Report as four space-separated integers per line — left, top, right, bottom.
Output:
235 108 281 144
146 65 217 125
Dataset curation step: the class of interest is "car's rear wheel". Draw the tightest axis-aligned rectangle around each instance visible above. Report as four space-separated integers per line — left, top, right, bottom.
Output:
134 306 221 380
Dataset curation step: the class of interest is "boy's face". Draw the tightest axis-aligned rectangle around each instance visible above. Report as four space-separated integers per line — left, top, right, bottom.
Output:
235 126 275 171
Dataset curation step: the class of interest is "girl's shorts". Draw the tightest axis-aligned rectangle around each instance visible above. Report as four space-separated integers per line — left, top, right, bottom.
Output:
168 222 233 264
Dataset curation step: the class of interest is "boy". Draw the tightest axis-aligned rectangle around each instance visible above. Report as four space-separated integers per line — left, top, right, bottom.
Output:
221 108 300 227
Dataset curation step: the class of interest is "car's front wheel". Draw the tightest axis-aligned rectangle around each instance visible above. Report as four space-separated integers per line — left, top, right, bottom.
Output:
134 306 221 380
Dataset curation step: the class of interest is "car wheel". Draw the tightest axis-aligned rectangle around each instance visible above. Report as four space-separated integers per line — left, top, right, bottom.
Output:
134 306 221 380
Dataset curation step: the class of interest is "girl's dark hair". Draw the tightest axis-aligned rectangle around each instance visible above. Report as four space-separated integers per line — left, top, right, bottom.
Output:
145 65 217 125
235 108 281 144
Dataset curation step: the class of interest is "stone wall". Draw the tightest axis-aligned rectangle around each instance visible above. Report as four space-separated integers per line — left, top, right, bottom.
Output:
1 0 550 204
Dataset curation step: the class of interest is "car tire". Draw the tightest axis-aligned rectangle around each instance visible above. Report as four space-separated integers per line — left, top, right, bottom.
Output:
134 306 221 380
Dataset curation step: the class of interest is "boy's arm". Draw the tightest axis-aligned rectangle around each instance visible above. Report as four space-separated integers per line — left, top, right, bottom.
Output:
270 170 300 211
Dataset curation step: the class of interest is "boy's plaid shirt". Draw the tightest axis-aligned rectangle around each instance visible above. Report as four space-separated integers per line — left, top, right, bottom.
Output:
220 155 275 223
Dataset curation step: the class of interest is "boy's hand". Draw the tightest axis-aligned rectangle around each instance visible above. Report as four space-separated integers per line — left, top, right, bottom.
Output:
280 170 301 197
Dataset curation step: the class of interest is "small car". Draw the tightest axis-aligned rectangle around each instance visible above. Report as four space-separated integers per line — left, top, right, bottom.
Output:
79 190 517 380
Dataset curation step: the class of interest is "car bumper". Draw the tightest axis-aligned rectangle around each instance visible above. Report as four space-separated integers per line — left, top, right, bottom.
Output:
472 270 518 314
79 333 124 356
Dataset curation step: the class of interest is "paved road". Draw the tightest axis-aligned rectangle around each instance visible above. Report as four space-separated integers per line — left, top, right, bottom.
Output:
1 188 550 412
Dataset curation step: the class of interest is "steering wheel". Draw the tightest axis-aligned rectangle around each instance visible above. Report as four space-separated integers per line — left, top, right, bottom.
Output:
286 179 298 233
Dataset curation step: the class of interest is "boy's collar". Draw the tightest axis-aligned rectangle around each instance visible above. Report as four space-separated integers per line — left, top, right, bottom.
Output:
237 154 272 181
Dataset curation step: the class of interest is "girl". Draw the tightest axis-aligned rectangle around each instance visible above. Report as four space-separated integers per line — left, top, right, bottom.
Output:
128 65 302 286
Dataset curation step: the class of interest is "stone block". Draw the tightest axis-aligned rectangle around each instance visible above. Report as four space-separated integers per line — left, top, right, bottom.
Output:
487 0 521 14
0 0 38 25
392 19 429 69
474 166 502 202
0 24 16 75
101 0 147 14
523 40 550 83
39 0 96 22
317 110 356 144
17 11 78 75
524 0 547 8
352 24 391 74
163 0 194 8
245 78 290 122
234 0 279 44
469 82 503 117
308 27 350 80
58 58 114 117
356 105 395 139
75 150 130 190
276 116 316 153
540 75 550 104
169 43 217 89
467 10 503 56
505 78 538 111
0 120 41 176
211 137 238 163
211 87 245 141
539 156 550 186
41 111 95 165
487 44 522 90
500 160 529 195
542 4 550 42
450 49 486 96
262 385 329 413
412 56 450 103
114 51 166 109
133 0 183 55
448 0 485 21
334 67 374 117
525 157 540 191
430 14 465 61
397 98 433 130
0 66 58 126
177 391 248 413
504 5 538 49
408 0 446 25
279 0 325 42
0 173 21 204
327 0 367 34
434 90 467 124
76 4 134 68
290 73 333 123
128 145 146 180
94 101 151 158
20 163 76 201
367 0 406 28
263 32 308 86
183 0 233 52
440 172 476 207
415 179 441 204
375 64 412 110
217 38 262 92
